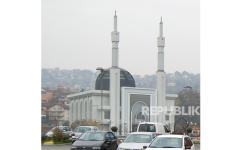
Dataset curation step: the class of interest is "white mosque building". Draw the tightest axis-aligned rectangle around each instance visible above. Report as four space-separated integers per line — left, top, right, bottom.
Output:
67 12 176 135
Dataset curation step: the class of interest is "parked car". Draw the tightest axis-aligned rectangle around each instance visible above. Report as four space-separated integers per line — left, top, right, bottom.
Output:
71 131 118 150
71 126 99 142
143 134 195 150
117 132 156 150
45 126 72 138
137 122 166 135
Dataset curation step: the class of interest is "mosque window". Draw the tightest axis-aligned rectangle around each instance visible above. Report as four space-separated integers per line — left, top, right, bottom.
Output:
104 110 110 119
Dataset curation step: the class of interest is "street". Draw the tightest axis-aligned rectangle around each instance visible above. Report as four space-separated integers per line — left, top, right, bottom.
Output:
42 144 72 150
42 144 200 150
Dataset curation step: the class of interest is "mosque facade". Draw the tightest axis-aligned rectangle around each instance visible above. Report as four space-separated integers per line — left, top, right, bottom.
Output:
67 12 175 135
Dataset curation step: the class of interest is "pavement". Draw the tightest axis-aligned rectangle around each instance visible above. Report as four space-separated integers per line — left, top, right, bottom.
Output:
42 144 200 150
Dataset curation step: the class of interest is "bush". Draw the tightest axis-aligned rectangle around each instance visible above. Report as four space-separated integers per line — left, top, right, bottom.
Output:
41 135 46 144
52 128 64 143
186 127 193 134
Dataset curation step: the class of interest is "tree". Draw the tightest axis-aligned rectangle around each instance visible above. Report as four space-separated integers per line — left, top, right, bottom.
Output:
71 120 80 130
111 126 118 133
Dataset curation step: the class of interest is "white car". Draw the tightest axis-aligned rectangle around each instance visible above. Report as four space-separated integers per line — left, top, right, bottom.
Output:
117 132 156 150
144 134 195 150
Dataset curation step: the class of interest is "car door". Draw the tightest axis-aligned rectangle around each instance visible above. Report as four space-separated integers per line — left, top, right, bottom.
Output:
108 132 117 150
104 133 113 150
104 132 117 150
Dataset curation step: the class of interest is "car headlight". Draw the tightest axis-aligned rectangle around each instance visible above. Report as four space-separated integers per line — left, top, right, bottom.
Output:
92 147 101 149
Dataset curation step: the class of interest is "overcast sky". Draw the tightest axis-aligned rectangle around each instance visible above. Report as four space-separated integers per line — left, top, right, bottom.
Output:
42 0 199 75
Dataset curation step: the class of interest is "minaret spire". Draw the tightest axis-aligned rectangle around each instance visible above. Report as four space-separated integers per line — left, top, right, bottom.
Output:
160 17 163 37
111 11 119 67
114 11 117 32
156 17 166 123
157 17 165 71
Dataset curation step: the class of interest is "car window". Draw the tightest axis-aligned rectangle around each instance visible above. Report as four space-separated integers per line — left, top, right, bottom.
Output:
63 127 69 131
79 132 105 141
138 124 156 132
105 132 115 140
124 134 153 143
78 127 91 133
149 137 183 148
109 132 115 139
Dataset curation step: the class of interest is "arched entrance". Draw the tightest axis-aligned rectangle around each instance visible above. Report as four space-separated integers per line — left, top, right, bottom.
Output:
130 101 149 132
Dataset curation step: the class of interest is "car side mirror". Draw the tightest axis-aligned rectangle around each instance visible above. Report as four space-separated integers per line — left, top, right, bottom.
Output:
143 146 147 149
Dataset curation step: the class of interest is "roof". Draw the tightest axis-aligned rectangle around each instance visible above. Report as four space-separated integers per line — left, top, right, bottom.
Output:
67 90 109 99
95 67 136 90
138 122 164 125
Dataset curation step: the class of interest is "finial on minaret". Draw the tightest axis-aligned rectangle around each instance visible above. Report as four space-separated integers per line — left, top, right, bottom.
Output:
159 17 163 37
114 11 117 31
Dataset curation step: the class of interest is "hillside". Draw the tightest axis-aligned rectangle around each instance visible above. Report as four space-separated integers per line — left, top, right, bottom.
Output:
42 68 200 94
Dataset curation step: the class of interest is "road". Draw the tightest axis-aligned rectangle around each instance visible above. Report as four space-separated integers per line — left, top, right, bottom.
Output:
42 144 72 150
42 144 200 150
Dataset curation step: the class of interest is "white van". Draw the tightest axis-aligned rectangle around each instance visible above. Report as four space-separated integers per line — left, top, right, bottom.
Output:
136 122 167 135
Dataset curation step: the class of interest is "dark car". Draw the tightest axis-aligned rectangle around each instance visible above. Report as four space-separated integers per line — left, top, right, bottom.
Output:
71 131 118 150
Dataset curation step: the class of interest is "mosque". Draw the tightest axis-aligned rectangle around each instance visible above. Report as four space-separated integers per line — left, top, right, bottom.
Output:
67 12 176 135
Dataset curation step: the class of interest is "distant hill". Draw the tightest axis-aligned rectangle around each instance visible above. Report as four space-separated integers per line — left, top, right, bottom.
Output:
42 68 200 94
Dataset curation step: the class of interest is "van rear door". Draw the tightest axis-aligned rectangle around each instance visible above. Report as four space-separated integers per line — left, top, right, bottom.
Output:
137 123 156 132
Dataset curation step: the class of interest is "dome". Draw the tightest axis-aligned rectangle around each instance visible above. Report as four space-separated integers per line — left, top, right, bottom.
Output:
95 68 136 90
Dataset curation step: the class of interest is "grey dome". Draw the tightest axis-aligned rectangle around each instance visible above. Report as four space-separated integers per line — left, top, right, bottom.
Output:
95 68 136 90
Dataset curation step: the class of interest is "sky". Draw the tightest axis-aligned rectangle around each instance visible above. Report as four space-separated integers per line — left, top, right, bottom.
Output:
42 0 200 75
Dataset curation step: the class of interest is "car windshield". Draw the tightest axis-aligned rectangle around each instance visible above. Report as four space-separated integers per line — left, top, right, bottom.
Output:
77 127 91 133
149 137 183 148
79 132 105 141
124 134 152 143
138 124 156 132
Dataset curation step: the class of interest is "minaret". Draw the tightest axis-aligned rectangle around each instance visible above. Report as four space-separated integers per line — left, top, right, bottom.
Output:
156 17 166 123
110 11 121 131
111 11 119 67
